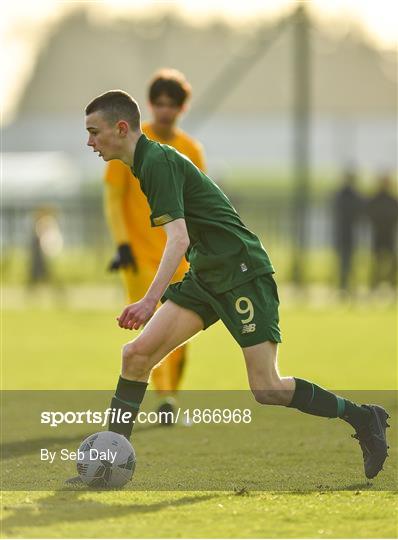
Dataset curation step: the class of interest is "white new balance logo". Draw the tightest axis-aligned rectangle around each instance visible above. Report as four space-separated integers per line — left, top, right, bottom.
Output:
242 323 256 334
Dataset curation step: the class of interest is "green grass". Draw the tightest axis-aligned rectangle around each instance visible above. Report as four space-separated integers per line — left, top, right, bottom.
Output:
2 491 397 539
1 300 397 538
3 303 396 390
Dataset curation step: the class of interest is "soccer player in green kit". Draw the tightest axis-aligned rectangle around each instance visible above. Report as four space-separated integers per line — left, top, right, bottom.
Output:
74 90 390 483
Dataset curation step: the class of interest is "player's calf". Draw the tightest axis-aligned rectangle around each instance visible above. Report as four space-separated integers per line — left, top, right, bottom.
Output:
252 386 290 406
105 340 153 440
108 374 148 439
108 337 167 439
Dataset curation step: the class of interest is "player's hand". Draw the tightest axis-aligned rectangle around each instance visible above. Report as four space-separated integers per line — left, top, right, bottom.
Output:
108 243 138 273
117 297 157 331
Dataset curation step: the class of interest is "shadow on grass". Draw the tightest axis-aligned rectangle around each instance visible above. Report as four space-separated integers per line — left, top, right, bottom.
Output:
0 480 389 537
1 490 219 536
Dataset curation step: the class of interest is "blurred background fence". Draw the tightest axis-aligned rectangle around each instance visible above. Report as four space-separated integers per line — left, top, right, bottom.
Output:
2 191 365 251
2 187 375 289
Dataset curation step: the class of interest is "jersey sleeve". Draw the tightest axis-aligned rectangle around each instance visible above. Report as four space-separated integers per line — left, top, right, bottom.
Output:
142 160 185 227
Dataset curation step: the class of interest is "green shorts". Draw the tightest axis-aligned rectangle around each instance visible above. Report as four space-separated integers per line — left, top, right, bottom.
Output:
161 272 282 347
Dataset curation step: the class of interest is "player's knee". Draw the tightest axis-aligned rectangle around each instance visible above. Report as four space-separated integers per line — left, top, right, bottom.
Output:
122 341 135 362
121 341 151 379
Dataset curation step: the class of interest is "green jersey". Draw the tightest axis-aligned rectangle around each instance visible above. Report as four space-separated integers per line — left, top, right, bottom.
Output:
131 134 274 293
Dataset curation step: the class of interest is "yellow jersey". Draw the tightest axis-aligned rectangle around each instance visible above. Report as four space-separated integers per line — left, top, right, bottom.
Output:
104 122 206 270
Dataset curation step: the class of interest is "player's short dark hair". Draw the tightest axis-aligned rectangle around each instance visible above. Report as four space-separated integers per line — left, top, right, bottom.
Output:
85 90 141 130
148 69 192 107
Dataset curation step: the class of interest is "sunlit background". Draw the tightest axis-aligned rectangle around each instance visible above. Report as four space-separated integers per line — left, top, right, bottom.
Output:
2 0 397 300
2 1 397 123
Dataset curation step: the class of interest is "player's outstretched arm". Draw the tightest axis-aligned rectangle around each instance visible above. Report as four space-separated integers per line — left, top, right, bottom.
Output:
117 218 189 331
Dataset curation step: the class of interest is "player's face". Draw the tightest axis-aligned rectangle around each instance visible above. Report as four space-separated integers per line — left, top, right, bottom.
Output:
149 94 183 128
86 112 122 161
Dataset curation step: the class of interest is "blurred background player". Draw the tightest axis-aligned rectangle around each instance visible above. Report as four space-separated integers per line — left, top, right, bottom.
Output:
103 69 206 421
332 168 364 296
27 206 64 302
367 172 398 293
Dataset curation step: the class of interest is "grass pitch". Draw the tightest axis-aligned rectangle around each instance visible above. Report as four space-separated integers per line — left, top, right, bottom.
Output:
1 298 397 538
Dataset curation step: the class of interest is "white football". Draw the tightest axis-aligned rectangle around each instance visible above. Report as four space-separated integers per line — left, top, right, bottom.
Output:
76 431 135 488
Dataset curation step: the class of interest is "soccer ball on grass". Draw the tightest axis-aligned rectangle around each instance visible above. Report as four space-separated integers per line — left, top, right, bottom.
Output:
76 431 135 488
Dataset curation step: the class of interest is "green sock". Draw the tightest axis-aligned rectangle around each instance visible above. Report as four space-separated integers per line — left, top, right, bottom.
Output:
288 378 371 429
109 376 148 439
287 378 338 418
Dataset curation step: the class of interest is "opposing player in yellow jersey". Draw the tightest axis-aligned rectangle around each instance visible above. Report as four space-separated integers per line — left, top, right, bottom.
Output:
103 69 206 420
